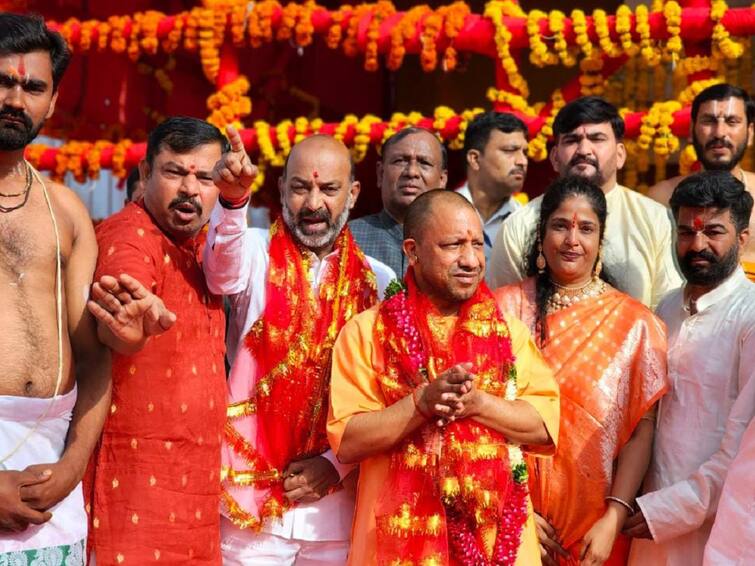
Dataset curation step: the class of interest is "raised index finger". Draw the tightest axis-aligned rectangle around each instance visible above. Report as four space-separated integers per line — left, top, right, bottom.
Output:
226 125 245 153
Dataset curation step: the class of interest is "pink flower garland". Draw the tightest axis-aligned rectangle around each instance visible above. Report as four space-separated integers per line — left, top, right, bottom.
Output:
382 281 530 565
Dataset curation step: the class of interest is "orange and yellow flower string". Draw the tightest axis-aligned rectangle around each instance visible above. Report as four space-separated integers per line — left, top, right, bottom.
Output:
50 2 755 84
206 76 253 131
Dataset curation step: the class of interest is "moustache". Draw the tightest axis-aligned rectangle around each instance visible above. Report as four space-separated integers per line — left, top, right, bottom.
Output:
0 107 33 131
568 156 599 169
509 167 526 176
297 208 331 224
168 195 203 216
682 249 718 264
705 138 733 150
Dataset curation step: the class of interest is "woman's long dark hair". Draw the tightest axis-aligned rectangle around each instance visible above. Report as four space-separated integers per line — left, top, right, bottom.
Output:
523 175 616 346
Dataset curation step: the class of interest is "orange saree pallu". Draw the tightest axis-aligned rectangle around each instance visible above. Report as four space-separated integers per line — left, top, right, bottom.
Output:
496 279 668 565
221 218 378 529
742 260 755 283
373 270 529 565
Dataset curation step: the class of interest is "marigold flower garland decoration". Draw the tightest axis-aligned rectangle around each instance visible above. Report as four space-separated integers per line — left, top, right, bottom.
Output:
206 76 253 131
484 1 529 97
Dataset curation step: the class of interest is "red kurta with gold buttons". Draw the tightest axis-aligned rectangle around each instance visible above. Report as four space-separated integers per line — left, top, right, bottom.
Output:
86 202 226 565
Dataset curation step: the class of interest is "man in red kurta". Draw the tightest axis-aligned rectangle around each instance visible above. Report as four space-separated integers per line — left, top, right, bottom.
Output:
85 118 251 565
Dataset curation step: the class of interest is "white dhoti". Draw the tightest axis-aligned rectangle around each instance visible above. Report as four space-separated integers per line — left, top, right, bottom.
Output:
0 387 87 565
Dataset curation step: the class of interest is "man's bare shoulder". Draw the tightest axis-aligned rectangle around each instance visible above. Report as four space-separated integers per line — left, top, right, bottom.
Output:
742 170 755 189
43 178 92 227
646 176 684 207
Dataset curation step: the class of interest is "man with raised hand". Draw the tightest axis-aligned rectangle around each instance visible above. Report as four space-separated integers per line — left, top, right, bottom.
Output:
87 117 232 565
205 132 394 565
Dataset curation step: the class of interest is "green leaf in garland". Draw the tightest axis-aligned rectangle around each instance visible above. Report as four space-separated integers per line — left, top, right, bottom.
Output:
508 365 518 386
512 462 529 484
384 278 406 299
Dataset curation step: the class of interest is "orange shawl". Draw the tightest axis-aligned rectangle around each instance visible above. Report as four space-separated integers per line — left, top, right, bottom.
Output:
496 278 668 565
222 218 378 529
742 260 755 283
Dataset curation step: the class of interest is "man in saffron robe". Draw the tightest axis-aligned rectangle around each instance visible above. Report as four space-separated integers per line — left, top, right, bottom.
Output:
328 190 560 566
204 134 394 564
86 117 232 564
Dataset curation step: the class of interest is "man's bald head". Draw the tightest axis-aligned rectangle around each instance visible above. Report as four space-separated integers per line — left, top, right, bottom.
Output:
279 134 361 258
402 189 485 314
282 134 356 181
404 189 478 241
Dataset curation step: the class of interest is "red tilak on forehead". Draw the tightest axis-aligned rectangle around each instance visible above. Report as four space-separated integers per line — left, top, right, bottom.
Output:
188 164 196 172
571 213 578 229
312 169 319 178
17 55 26 77
693 216 705 231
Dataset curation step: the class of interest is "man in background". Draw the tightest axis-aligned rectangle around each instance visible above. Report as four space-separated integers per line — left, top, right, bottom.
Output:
648 84 755 281
349 127 447 275
457 111 528 264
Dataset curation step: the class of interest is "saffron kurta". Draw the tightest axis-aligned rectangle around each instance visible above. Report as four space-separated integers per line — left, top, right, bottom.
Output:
86 202 227 565
327 305 560 566
496 279 669 565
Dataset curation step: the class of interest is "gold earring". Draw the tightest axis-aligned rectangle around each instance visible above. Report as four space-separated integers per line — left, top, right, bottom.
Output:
594 252 603 278
536 242 546 274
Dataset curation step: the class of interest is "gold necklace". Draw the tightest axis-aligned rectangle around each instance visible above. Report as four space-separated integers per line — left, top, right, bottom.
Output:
547 277 607 313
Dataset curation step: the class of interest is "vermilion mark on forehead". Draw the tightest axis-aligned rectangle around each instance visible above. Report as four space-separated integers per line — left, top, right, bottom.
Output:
17 55 26 77
312 169 319 178
693 216 705 231
188 164 196 172
571 213 578 229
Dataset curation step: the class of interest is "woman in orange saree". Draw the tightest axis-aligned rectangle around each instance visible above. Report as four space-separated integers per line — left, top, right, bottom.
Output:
495 176 669 566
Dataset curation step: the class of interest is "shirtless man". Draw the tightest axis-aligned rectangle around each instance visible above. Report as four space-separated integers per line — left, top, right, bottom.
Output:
0 13 111 563
648 84 755 279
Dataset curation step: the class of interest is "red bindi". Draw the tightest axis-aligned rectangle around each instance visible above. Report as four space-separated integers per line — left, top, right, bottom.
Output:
17 56 26 78
693 216 704 231
312 170 319 179
188 164 196 172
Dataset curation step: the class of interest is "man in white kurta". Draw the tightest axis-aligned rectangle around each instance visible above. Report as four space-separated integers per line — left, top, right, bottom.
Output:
627 171 755 566
203 134 394 565
488 97 681 309
703 418 755 565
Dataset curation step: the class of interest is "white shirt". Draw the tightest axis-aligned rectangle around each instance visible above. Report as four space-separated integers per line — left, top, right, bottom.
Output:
488 184 682 309
629 268 755 566
204 202 396 542
703 418 755 565
456 182 521 264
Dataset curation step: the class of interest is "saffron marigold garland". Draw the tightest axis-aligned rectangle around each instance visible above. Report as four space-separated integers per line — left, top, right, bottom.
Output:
374 273 529 565
50 1 755 80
